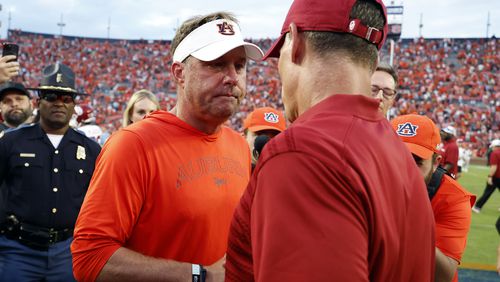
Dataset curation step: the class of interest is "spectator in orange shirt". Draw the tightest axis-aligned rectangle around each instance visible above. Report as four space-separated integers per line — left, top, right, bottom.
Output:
71 12 263 282
121 89 160 127
391 114 476 282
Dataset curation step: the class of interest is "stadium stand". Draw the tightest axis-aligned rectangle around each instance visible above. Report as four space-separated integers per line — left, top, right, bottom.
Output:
3 29 498 154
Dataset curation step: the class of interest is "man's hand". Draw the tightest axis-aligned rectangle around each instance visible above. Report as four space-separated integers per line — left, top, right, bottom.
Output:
0 56 20 83
205 255 226 282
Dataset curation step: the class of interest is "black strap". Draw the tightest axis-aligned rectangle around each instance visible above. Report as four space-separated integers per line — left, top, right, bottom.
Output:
427 166 449 200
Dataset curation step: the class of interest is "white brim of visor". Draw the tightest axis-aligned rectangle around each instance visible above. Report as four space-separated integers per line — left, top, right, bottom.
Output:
173 19 264 63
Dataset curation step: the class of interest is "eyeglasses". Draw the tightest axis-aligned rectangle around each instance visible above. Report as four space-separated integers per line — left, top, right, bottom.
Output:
40 93 75 104
371 85 397 100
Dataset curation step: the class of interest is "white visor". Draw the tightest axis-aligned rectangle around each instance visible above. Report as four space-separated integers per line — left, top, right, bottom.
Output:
173 19 264 63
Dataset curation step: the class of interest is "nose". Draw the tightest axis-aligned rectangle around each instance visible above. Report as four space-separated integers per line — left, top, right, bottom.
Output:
10 100 20 108
223 64 238 85
373 89 384 100
52 98 65 106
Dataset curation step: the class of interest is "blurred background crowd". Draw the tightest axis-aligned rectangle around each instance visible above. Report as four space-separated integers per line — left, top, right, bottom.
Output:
4 30 499 156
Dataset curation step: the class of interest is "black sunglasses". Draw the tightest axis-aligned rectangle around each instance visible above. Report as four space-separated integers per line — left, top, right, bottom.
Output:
40 92 75 104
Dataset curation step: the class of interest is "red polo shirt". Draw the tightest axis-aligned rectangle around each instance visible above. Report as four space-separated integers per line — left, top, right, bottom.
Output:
440 139 459 177
226 94 435 281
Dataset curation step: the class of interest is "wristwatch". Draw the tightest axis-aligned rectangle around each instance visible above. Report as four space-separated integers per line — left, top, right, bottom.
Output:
192 264 206 282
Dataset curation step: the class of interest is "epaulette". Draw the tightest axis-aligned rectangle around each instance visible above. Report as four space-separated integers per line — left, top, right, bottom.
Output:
72 127 88 137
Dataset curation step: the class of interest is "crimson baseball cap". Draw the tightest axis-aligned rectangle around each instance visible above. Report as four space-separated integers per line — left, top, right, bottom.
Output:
390 114 442 160
243 107 286 133
264 0 388 59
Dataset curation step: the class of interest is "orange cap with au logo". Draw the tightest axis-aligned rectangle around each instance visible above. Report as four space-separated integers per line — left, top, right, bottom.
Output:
390 114 441 160
243 107 286 133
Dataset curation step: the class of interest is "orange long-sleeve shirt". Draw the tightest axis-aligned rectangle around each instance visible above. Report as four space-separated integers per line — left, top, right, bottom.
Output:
71 111 250 281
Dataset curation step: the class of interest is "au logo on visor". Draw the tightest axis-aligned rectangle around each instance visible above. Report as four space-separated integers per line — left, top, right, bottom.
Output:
217 22 235 35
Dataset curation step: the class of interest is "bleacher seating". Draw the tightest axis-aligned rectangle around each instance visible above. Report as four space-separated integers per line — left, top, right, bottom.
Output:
4 29 498 156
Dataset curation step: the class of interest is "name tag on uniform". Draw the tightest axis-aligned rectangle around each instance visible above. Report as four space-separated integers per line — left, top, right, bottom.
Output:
76 145 86 160
20 153 36 158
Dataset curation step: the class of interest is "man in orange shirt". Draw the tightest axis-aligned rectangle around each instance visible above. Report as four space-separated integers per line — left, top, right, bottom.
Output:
71 12 263 282
391 114 476 282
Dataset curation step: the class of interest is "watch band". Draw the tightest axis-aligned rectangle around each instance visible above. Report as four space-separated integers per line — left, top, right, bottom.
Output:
192 264 204 282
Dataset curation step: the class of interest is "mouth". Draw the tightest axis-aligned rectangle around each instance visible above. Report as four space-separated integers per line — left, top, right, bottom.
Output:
215 93 239 100
51 111 67 117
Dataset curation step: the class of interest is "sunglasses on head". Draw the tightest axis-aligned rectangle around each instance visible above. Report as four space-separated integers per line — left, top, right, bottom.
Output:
40 92 76 104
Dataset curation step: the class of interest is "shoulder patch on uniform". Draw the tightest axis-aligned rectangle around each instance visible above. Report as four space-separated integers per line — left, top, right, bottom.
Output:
0 130 4 139
73 128 87 137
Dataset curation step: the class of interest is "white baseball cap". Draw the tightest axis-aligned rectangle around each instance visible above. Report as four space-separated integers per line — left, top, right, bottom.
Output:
441 125 457 136
173 19 264 63
490 139 500 148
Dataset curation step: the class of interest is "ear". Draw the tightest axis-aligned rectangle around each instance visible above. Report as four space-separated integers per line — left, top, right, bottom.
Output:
252 148 260 160
289 23 304 64
433 154 442 169
171 61 185 87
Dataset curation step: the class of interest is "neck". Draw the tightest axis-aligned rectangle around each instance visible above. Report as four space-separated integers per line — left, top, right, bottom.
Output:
175 102 222 135
40 121 69 135
296 55 372 116
4 121 18 128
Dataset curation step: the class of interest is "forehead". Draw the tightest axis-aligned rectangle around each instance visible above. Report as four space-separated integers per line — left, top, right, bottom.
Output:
204 46 247 63
1 92 29 101
134 98 157 110
371 70 396 87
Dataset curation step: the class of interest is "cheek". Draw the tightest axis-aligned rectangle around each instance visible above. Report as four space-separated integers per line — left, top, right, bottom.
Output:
131 111 142 120
417 165 428 178
245 133 256 149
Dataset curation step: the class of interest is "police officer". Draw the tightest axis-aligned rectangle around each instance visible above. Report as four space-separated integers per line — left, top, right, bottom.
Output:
0 63 101 281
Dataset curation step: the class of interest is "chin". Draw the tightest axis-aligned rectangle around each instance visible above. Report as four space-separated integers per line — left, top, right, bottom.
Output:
47 120 69 130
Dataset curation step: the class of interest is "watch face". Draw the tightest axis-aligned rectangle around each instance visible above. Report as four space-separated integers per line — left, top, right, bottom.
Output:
192 264 201 275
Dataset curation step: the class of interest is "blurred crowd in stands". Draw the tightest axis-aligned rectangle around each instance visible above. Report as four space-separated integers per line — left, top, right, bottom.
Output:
4 30 499 156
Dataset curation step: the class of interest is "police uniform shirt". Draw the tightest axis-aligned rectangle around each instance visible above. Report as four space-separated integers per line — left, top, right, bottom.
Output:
0 123 101 229
0 123 8 134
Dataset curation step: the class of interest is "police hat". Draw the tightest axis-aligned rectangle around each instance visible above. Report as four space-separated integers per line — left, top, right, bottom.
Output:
28 62 88 96
0 81 31 101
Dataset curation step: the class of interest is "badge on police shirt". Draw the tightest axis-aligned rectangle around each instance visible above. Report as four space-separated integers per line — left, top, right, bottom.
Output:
76 145 86 160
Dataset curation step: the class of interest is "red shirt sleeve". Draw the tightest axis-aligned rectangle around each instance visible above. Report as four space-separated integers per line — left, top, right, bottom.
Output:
71 130 150 281
251 152 369 281
492 150 500 178
444 143 459 167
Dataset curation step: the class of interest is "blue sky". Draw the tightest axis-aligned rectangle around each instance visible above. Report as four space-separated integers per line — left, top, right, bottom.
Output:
1 0 498 40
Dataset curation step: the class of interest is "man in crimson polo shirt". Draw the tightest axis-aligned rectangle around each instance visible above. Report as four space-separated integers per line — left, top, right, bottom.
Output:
391 114 475 282
440 125 459 178
473 139 500 213
225 0 435 281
